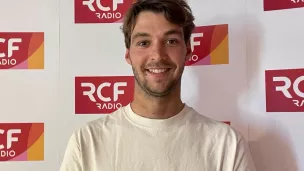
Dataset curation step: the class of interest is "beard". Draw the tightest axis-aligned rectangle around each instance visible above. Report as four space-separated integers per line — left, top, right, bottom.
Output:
132 64 184 98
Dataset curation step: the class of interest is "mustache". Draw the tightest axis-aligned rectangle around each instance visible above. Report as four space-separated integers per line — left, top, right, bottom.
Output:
144 61 173 68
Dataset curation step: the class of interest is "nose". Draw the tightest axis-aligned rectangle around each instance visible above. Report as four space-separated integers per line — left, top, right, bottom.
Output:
150 41 167 61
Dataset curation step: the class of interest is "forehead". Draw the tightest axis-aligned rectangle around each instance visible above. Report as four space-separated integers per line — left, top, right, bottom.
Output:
131 11 183 36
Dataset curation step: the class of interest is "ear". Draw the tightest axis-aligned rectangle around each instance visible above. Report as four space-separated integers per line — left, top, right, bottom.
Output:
185 42 192 61
125 49 131 65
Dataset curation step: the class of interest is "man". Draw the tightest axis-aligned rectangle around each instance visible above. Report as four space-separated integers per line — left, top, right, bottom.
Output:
60 0 256 170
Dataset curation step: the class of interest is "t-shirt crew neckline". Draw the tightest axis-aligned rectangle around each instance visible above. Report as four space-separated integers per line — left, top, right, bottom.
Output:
123 103 192 130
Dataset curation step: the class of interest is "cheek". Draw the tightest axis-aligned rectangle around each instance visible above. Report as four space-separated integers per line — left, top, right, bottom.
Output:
170 53 187 66
168 46 187 59
129 52 146 68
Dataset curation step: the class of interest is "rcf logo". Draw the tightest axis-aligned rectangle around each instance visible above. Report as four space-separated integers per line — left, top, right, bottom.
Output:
0 123 44 161
186 24 229 66
75 76 134 114
265 68 304 112
264 0 304 11
0 32 44 69
75 0 135 23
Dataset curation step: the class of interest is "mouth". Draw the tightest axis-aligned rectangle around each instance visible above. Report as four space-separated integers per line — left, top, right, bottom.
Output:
146 68 170 74
144 68 172 79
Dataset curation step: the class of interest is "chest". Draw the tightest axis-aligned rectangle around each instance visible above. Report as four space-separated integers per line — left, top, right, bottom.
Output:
81 129 229 171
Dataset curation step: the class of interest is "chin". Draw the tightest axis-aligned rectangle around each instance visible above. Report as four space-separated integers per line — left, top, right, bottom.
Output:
145 90 172 97
144 84 176 97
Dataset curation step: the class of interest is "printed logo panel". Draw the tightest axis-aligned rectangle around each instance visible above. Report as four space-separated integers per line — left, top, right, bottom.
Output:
75 0 135 23
75 76 134 114
0 123 44 162
0 32 44 69
264 0 304 11
186 24 229 66
265 68 304 112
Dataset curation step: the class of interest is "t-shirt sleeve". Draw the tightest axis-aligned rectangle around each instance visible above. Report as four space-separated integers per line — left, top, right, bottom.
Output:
59 132 82 171
233 134 256 171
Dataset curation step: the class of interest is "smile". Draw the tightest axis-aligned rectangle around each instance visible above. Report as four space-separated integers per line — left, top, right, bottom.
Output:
148 69 169 73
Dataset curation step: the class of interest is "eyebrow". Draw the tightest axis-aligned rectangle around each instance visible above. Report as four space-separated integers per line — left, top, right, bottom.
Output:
164 29 183 37
131 29 183 41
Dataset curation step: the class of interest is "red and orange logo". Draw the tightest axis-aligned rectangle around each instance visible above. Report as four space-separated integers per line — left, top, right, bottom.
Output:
0 123 44 161
75 0 135 23
75 76 134 114
264 0 304 11
186 24 229 66
265 68 304 112
0 32 44 69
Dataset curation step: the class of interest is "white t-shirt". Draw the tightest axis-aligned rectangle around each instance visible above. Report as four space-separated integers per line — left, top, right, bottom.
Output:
59 103 256 171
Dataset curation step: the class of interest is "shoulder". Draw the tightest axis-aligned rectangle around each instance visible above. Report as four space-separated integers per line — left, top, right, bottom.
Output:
187 106 244 144
187 107 256 170
71 106 126 142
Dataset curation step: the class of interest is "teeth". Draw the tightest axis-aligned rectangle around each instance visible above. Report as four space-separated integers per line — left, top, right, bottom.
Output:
148 69 168 73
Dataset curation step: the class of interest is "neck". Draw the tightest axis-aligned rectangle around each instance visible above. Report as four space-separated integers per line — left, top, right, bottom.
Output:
130 82 185 119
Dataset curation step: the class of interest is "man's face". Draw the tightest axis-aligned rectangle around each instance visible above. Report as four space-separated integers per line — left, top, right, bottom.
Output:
125 11 191 97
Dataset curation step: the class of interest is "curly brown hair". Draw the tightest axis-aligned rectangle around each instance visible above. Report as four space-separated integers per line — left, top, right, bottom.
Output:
121 0 196 49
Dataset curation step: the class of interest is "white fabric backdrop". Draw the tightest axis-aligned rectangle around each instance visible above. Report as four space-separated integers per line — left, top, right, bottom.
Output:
0 0 303 170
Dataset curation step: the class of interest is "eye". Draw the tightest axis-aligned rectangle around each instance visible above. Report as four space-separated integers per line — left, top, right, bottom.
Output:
166 39 179 45
137 40 150 47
